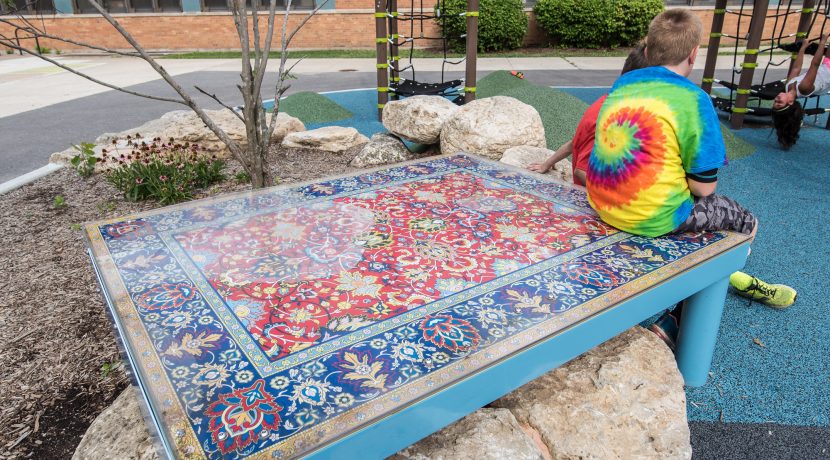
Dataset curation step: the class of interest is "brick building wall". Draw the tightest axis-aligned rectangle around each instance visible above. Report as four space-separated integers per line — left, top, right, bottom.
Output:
0 5 810 53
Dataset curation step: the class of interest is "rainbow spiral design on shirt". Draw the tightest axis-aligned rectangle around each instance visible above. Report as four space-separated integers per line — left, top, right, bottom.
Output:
588 103 668 207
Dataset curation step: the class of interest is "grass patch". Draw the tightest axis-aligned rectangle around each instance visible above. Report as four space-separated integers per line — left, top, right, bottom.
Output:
276 91 353 123
159 47 632 60
478 70 588 149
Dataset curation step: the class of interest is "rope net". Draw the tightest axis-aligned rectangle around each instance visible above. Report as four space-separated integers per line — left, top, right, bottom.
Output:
711 0 830 125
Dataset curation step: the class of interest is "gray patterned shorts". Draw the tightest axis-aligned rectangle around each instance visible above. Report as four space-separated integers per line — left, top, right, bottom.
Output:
672 194 757 235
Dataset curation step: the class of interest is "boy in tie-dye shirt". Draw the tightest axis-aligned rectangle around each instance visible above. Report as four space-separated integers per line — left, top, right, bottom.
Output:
587 10 735 238
587 9 797 349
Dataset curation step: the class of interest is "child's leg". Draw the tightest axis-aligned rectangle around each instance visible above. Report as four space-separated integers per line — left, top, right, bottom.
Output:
671 194 758 237
671 195 796 309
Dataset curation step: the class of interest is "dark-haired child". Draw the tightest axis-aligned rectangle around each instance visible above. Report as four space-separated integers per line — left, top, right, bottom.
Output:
771 34 830 149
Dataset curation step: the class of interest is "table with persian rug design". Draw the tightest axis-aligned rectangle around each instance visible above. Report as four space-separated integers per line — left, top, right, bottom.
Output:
84 154 750 459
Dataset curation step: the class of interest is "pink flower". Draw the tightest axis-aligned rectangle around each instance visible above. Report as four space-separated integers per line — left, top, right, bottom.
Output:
159 175 168 182
135 177 143 184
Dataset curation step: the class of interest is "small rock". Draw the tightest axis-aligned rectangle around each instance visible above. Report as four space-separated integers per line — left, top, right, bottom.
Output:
440 96 546 160
50 109 305 169
72 386 159 460
493 327 692 460
500 145 573 183
390 408 545 460
350 133 414 168
382 95 459 144
282 126 369 153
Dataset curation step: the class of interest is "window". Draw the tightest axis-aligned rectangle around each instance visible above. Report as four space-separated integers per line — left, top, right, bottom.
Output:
1 0 55 14
74 0 181 13
203 0 314 12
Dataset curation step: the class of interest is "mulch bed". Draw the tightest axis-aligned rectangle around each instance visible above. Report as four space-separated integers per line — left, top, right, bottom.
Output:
0 146 358 459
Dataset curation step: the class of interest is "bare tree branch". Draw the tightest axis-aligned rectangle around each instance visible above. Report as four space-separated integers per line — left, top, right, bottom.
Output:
194 86 246 122
251 0 283 100
0 19 141 57
84 0 245 164
285 0 329 49
0 43 188 105
251 6 262 72
3 0 324 190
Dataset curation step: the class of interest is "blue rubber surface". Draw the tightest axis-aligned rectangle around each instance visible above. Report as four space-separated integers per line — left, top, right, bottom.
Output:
563 87 830 427
306 89 385 138
299 86 830 427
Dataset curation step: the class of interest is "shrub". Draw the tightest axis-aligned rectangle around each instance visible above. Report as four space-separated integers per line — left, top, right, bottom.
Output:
534 0 663 49
103 137 225 205
437 0 528 53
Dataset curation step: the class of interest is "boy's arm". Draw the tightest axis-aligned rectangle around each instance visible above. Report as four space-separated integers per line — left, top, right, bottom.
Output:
797 34 829 95
687 178 717 197
528 140 573 173
686 168 719 197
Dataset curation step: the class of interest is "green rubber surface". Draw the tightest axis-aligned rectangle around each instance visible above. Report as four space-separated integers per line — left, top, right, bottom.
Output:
276 91 353 124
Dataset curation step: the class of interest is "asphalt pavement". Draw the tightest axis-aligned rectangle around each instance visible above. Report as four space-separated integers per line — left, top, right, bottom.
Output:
0 66 786 183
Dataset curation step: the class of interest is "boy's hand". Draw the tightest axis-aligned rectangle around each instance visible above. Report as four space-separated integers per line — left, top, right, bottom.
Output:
527 162 549 173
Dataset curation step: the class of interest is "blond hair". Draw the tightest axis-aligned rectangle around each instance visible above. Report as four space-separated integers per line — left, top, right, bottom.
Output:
646 9 703 66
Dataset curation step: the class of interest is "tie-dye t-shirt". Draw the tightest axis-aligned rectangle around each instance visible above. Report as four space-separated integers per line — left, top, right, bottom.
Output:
586 66 727 237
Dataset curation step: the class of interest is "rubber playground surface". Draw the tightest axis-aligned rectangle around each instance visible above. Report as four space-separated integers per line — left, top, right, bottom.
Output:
276 74 830 443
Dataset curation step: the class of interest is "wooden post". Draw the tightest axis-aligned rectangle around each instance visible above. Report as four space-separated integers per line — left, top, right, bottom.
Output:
701 0 728 94
464 0 478 103
794 0 817 44
731 0 770 129
375 0 389 120
388 0 400 100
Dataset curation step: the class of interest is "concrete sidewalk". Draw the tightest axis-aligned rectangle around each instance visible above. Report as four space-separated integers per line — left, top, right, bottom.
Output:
0 49 794 119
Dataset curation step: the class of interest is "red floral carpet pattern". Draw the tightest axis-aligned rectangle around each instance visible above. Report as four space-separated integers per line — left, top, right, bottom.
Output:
175 172 612 360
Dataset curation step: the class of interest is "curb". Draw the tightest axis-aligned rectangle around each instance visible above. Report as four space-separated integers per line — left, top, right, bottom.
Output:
0 163 64 195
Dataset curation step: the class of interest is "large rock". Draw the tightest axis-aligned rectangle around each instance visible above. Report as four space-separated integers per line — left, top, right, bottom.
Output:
94 109 304 153
382 95 459 144
73 386 158 460
500 145 573 183
79 329 688 460
281 126 369 153
50 109 305 168
350 133 415 168
440 96 546 160
391 408 545 460
493 327 692 460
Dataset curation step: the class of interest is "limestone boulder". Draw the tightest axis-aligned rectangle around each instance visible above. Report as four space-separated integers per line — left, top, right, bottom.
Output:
493 327 692 460
73 386 159 460
440 96 546 160
382 95 459 144
78 328 689 460
391 408 545 460
50 109 305 169
281 126 369 153
350 133 415 168
500 145 573 183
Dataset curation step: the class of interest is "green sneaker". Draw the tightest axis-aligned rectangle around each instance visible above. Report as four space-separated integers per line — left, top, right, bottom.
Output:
729 272 797 309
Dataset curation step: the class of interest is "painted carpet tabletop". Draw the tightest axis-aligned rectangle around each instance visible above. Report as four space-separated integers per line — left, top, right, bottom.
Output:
85 154 746 459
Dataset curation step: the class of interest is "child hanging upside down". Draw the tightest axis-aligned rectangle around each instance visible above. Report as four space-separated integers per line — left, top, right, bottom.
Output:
771 34 830 149
526 43 649 185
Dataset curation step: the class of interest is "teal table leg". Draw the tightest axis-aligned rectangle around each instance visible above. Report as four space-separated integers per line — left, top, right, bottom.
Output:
675 277 730 387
